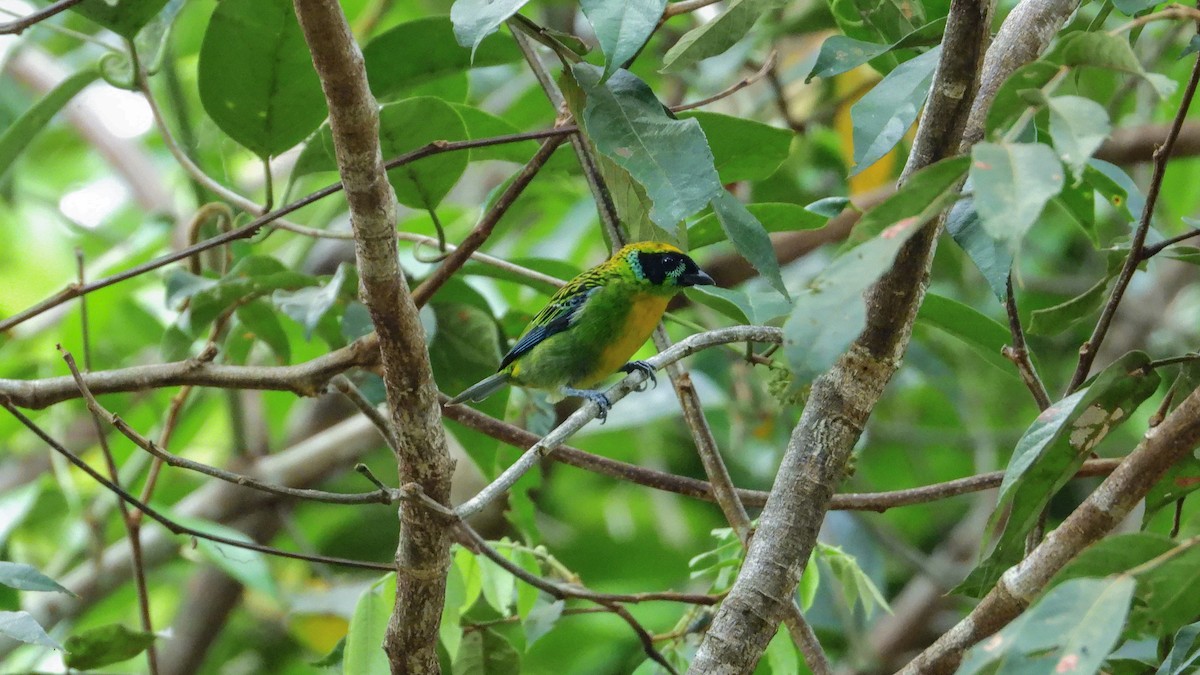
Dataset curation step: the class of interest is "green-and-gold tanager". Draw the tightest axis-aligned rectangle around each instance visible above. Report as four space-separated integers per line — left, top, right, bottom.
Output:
449 242 715 418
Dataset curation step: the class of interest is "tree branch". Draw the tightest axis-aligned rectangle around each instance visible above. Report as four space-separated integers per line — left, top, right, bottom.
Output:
290 2 456 672
689 0 994 670
0 0 84 35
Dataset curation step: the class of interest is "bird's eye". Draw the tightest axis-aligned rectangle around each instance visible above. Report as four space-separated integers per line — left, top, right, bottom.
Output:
663 253 678 265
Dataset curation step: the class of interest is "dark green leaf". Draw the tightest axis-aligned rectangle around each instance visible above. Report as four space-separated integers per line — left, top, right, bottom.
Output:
1144 451 1200 523
806 18 946 81
946 197 1012 300
72 0 168 38
784 157 969 383
187 256 317 332
1184 35 1200 59
164 269 218 309
1048 32 1176 98
1113 0 1159 14
0 561 73 594
956 352 1161 597
680 111 793 182
363 16 521 101
710 191 788 296
450 0 530 56
65 623 157 669
828 0 924 54
574 64 723 228
0 610 60 650
295 98 468 210
0 68 100 182
688 202 826 249
1028 275 1112 336
1132 544 1200 636
235 299 291 362
449 105 534 163
1046 95 1111 180
1053 533 1174 585
850 46 941 175
958 577 1134 675
198 0 327 158
660 0 784 72
581 0 667 82
916 293 1016 376
970 142 1064 249
452 627 521 675
984 61 1060 138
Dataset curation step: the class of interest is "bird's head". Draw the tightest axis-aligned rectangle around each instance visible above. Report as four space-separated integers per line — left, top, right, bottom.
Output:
617 242 715 289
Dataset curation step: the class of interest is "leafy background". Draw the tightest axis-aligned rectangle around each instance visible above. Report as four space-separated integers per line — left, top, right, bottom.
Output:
0 0 1199 672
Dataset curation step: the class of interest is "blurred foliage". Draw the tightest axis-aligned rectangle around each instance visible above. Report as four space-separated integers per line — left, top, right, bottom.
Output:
0 0 1199 672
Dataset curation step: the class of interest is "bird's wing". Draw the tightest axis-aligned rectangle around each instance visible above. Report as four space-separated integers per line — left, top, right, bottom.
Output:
499 282 601 370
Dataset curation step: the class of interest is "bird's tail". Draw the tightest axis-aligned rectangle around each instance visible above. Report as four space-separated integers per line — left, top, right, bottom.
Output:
448 372 511 405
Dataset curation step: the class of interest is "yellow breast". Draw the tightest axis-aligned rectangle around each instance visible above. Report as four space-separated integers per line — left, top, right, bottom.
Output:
582 294 670 387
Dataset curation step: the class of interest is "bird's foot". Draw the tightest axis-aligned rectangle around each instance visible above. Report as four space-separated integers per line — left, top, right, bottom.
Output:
561 387 612 423
619 360 657 391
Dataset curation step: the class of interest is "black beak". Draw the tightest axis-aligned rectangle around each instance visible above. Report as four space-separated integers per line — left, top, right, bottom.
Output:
681 271 715 287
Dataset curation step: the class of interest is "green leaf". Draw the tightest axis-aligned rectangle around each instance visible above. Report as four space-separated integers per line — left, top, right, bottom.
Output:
173 515 280 601
818 543 891 617
1144 449 1200 523
449 105 534 164
0 611 61 650
1046 95 1111 180
581 0 667 82
198 0 327 158
0 483 41 550
450 0 530 57
295 97 468 210
946 198 1012 300
686 285 792 325
1053 533 1174 585
784 157 969 383
679 111 793 182
1028 274 1112 336
765 625 800 674
916 293 1016 376
850 45 941 175
186 256 317 333
805 196 850 218
452 628 521 675
797 554 819 611
957 577 1134 675
1048 32 1177 98
0 68 100 183
164 269 219 308
1087 159 1144 222
0 561 73 595
1156 622 1200 675
710 191 789 297
64 623 157 669
72 0 168 38
806 18 946 82
344 574 394 675
522 598 564 647
272 263 351 341
574 64 723 229
441 558 465 659
956 352 1161 597
687 202 826 249
363 16 521 101
234 300 292 363
970 142 1064 249
477 553 516 616
828 0 925 58
984 61 1060 138
660 0 783 72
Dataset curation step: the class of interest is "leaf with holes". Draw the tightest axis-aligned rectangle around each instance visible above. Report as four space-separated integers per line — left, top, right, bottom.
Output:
956 352 1160 597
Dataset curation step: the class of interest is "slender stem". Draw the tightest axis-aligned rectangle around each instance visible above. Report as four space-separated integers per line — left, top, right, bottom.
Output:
663 0 724 18
1067 46 1200 393
0 0 85 35
1003 276 1051 410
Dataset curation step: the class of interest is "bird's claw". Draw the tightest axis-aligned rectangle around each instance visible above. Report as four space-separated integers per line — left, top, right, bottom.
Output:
562 387 612 423
620 360 657 391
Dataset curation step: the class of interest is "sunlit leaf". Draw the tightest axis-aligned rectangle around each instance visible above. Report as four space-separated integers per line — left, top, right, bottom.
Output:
450 0 530 57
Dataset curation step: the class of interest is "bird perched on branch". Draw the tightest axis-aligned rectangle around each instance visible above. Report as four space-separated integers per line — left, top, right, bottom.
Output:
448 241 715 420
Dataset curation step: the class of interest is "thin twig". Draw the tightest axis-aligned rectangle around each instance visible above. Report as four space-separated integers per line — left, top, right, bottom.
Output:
663 0 724 18
60 350 160 675
1068 45 1200 394
332 375 400 451
1 399 393 570
1003 276 1051 411
0 0 84 35
672 51 778 113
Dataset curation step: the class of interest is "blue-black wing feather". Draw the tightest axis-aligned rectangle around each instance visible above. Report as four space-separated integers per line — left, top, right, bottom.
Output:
498 283 599 370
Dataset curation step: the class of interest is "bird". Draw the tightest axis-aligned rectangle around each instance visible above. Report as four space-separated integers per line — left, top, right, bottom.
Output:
448 241 715 420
